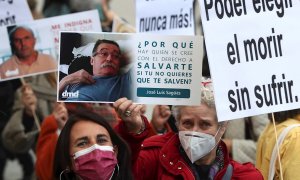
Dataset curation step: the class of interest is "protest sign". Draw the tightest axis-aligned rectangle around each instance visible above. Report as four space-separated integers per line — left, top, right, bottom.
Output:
198 0 300 121
0 10 101 81
136 0 195 35
0 0 33 27
58 32 203 105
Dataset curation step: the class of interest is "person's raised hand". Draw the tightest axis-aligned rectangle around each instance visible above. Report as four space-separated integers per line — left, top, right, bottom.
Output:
52 102 68 130
113 97 144 133
59 69 95 93
21 84 37 116
101 0 115 26
151 105 171 133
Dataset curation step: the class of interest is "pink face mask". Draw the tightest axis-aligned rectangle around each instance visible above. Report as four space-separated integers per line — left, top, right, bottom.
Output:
73 144 117 180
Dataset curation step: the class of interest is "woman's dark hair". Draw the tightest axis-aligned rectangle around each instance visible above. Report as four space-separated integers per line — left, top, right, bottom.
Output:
269 108 300 124
53 110 132 180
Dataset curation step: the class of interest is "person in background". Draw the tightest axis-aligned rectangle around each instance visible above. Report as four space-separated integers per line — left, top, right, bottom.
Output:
68 0 115 32
222 115 269 164
0 80 21 180
256 109 300 179
138 104 175 136
27 0 44 19
1 72 57 180
35 102 69 180
150 105 172 134
53 110 133 180
1 84 39 180
42 0 71 18
113 77 263 179
93 104 121 128
0 26 57 80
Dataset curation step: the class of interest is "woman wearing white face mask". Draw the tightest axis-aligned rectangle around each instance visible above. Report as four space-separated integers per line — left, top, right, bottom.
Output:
114 77 263 180
53 110 133 180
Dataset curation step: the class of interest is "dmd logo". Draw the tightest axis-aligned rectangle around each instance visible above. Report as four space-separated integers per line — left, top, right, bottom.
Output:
62 90 79 98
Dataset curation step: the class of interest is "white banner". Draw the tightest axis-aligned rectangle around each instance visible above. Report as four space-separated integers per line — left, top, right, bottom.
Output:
136 0 195 35
58 32 203 105
0 10 101 81
198 0 300 121
0 0 33 27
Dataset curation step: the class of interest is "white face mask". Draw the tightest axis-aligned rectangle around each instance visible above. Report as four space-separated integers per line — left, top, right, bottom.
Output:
178 130 219 163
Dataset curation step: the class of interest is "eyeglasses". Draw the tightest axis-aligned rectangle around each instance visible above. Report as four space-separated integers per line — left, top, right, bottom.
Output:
93 49 120 59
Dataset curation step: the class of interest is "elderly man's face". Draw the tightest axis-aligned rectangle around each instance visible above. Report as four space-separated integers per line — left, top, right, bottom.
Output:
177 104 219 136
13 28 36 59
90 43 121 76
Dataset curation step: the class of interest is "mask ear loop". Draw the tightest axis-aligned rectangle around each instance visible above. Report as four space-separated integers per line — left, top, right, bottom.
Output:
109 163 119 180
205 122 228 157
213 121 228 150
59 168 70 180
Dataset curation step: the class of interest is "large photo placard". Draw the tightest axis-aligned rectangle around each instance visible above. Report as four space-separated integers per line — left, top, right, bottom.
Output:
198 0 300 121
0 10 101 81
58 32 203 105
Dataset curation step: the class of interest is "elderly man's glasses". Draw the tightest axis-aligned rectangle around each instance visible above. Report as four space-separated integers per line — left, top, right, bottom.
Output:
93 49 120 59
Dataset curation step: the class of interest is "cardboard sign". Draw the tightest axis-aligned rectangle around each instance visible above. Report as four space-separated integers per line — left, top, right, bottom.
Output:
136 0 195 35
0 10 101 81
58 32 203 105
0 0 33 27
198 0 300 121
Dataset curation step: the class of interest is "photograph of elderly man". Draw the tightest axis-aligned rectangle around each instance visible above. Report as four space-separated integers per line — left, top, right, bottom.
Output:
59 38 133 102
0 25 57 80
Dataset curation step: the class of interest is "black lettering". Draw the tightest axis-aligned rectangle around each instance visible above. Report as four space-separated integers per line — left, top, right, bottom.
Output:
227 42 235 64
288 80 294 103
243 28 283 62
228 90 237 112
244 39 258 62
263 84 273 106
241 87 251 110
204 0 213 21
215 0 225 19
0 11 16 27
139 16 167 32
254 86 263 107
258 37 267 59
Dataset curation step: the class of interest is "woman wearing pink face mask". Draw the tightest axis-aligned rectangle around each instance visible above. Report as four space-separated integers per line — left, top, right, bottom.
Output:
53 110 133 180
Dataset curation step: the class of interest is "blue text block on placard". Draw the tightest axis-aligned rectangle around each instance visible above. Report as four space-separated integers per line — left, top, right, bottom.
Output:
137 87 190 98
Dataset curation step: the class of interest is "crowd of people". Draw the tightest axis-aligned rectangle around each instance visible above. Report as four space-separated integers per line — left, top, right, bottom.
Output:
0 0 299 180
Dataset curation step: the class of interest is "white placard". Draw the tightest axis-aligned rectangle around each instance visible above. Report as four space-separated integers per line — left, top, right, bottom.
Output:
198 0 300 121
0 10 101 81
58 32 203 105
0 0 33 27
136 0 195 35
